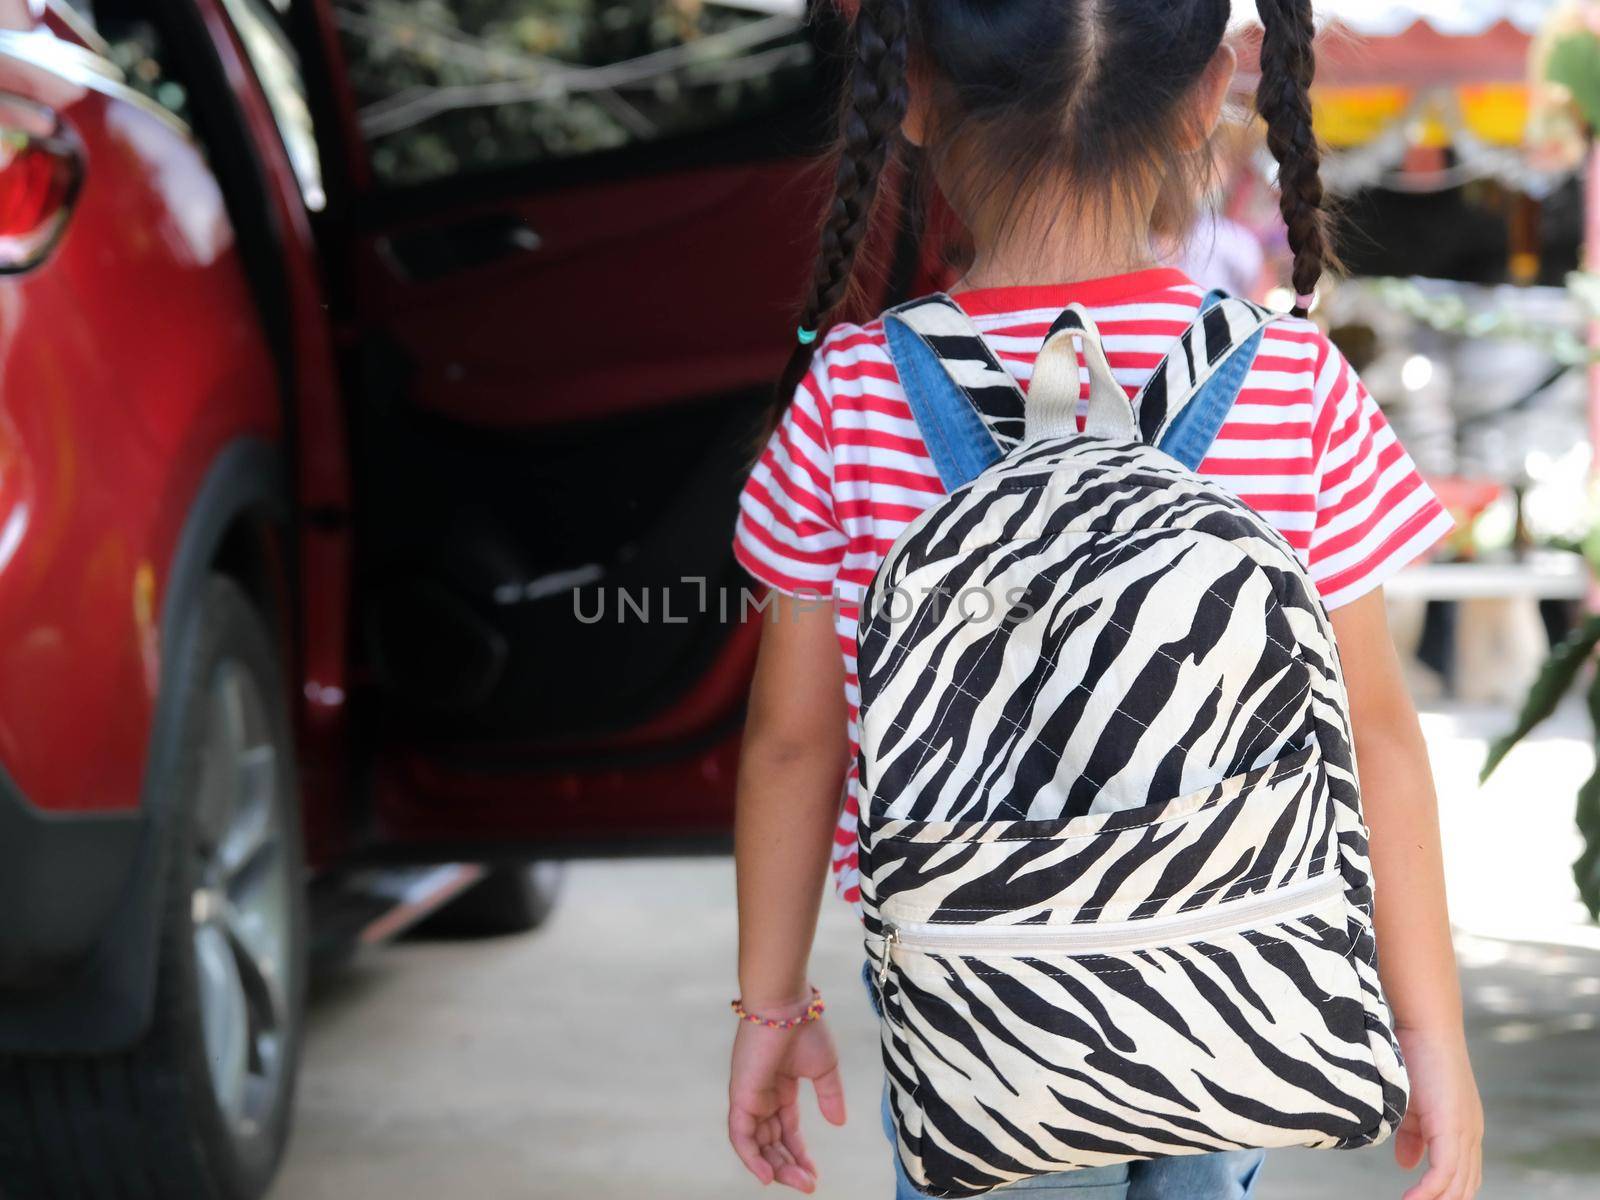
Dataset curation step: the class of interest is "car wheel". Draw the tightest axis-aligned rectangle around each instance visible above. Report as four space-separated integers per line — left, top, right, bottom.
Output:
0 577 307 1200
412 862 566 938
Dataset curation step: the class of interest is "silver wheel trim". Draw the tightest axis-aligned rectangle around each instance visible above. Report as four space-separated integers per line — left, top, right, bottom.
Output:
190 657 293 1142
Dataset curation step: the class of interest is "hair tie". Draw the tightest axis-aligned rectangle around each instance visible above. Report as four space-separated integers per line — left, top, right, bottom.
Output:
1294 292 1316 314
797 326 819 346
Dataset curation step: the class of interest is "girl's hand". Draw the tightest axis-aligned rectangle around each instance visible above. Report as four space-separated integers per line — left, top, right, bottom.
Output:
728 1010 847 1193
1394 1025 1483 1200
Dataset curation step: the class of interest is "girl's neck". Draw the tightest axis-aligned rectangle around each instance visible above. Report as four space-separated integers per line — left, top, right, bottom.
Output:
956 197 1163 292
960 239 1161 292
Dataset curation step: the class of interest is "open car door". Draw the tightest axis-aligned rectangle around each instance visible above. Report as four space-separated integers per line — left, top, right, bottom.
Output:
298 0 916 854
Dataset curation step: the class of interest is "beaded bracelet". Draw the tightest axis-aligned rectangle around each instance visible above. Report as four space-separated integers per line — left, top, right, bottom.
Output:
731 987 825 1031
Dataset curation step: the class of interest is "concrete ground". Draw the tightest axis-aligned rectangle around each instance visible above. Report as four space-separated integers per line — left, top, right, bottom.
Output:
274 705 1600 1199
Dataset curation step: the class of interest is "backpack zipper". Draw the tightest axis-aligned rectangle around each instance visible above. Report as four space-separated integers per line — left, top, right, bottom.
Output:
876 873 1342 985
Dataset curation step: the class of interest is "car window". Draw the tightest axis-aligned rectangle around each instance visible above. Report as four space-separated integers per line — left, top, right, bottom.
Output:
335 0 817 188
56 0 323 208
58 0 194 127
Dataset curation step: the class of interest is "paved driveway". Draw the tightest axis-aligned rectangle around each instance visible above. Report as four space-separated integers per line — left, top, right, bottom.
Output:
274 705 1600 1199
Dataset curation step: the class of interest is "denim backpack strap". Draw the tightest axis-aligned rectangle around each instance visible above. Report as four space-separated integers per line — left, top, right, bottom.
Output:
1137 289 1276 470
883 296 1017 490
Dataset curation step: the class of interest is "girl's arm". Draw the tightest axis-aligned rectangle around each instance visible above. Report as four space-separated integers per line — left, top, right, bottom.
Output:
728 593 851 1193
1331 589 1484 1200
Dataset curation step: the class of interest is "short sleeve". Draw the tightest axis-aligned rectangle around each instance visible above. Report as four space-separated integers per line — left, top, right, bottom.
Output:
1305 336 1455 610
733 362 848 599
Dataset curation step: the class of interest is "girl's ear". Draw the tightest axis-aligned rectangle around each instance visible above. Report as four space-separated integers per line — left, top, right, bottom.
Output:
1181 43 1238 151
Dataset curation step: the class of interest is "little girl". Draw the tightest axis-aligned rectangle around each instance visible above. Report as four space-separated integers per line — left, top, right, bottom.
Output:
726 2 1483 1198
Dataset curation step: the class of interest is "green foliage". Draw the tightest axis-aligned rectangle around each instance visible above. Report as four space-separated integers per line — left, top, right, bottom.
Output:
1578 669 1600 920
1546 30 1600 134
1368 275 1595 366
1481 615 1600 782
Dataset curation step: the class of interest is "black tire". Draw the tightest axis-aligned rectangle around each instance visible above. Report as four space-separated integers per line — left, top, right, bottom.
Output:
410 862 566 938
0 577 308 1200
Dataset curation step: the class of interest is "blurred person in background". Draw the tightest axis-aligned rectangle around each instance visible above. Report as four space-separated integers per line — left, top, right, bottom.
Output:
1174 121 1276 300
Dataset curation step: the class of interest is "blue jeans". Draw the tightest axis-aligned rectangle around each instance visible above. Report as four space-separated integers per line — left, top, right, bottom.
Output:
866 967 1265 1199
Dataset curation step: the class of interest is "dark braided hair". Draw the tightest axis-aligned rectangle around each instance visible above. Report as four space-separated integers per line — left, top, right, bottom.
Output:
1254 0 1329 317
773 0 909 410
775 0 1332 409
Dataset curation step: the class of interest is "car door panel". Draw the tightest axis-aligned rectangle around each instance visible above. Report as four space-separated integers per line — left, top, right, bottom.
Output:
354 159 829 426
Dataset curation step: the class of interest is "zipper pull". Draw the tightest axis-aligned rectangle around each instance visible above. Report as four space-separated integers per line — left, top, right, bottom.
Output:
876 924 899 987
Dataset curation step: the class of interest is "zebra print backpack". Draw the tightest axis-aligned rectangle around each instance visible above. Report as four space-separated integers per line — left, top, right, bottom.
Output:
858 292 1409 1197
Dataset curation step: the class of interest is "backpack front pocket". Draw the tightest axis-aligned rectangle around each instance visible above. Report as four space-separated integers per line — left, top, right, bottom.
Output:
873 870 1387 1196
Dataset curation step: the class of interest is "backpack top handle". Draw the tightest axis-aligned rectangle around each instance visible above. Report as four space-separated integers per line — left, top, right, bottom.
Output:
1028 305 1138 444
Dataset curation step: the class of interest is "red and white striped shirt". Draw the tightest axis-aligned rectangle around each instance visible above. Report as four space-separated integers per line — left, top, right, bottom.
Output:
734 268 1451 905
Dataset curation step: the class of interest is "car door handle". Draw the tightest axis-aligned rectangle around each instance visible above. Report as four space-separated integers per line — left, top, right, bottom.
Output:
379 212 543 283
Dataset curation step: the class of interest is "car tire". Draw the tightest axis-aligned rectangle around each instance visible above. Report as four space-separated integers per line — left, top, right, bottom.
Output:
0 576 308 1200
413 862 565 938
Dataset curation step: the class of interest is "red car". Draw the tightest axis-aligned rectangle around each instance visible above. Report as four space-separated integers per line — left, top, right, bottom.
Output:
0 2 920 1196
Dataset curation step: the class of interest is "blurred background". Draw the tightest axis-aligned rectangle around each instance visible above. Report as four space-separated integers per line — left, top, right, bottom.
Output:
0 0 1598 1197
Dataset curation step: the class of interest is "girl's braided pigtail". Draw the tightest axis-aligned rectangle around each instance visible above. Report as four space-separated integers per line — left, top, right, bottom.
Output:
1254 0 1329 318
772 0 910 412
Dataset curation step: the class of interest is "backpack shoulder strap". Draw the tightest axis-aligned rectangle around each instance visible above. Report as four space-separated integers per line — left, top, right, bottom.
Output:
1136 290 1277 469
882 295 1022 489
884 290 1281 479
